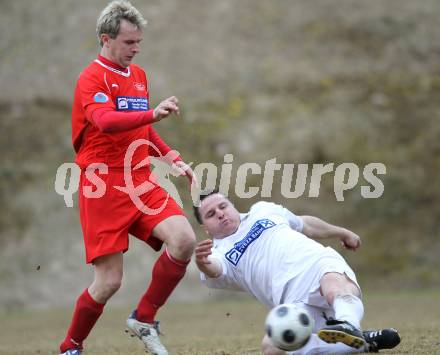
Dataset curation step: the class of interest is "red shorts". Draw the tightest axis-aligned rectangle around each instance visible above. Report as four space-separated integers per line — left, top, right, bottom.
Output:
79 168 185 263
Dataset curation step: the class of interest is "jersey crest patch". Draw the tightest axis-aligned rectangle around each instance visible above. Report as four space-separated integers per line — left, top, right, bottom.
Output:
134 82 146 91
116 96 149 111
225 219 276 266
93 92 109 103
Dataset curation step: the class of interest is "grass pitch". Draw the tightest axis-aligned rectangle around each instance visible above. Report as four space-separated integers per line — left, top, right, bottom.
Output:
0 289 438 354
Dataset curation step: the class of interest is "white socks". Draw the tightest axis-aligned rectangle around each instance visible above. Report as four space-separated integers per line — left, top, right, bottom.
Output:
333 294 364 329
289 334 365 354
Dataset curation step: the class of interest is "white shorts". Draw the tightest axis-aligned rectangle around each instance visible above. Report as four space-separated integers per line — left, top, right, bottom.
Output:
280 247 361 332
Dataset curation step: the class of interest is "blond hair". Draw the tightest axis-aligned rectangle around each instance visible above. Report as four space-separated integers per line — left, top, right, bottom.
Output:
96 1 147 46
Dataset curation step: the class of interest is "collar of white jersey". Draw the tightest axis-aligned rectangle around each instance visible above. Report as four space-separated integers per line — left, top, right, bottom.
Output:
94 59 131 77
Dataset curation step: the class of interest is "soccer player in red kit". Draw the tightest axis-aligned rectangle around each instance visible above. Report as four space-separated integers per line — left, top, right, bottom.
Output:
59 2 196 354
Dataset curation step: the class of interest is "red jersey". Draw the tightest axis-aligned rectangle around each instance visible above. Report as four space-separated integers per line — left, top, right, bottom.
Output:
72 55 175 168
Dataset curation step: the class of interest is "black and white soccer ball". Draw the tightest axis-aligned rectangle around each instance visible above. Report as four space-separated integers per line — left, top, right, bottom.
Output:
265 304 314 351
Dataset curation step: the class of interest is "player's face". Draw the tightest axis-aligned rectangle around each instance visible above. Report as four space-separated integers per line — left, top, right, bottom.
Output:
102 19 143 68
199 194 241 239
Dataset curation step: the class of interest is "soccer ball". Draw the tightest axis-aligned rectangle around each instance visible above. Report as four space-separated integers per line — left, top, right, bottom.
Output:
265 304 314 351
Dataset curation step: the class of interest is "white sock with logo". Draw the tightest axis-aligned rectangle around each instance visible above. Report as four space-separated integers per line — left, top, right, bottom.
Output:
333 294 364 329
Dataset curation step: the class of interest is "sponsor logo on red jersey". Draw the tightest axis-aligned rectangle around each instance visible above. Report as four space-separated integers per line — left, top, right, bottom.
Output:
117 96 149 111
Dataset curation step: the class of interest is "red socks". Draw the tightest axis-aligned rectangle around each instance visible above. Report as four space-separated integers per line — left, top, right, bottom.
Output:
59 288 105 352
136 250 189 323
59 251 187 351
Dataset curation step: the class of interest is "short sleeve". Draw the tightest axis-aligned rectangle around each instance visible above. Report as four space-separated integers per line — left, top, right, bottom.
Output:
282 207 304 232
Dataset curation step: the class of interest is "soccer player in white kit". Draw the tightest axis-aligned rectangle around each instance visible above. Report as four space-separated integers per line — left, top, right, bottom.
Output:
194 191 400 354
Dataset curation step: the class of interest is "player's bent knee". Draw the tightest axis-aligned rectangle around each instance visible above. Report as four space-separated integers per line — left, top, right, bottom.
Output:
90 277 122 303
171 230 196 259
178 230 196 251
107 278 122 292
320 272 360 304
101 279 122 300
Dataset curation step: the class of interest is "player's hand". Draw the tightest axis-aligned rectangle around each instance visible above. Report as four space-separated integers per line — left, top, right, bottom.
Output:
340 231 361 251
172 160 199 189
195 239 213 265
153 96 180 121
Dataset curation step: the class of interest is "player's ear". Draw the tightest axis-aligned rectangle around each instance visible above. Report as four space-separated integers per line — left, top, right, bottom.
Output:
101 33 110 47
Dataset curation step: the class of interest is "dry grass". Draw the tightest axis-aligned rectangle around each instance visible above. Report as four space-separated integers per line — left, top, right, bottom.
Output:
1 0 440 310
0 289 438 354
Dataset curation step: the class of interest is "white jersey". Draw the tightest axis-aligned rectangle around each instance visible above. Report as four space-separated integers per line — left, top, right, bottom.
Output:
201 201 349 308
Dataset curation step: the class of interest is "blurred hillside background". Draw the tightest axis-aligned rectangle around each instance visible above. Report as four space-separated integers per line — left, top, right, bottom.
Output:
1 0 439 311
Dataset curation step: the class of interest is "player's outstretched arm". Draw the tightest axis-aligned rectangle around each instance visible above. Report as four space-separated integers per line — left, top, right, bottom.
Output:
90 96 180 134
300 215 361 251
195 239 223 278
